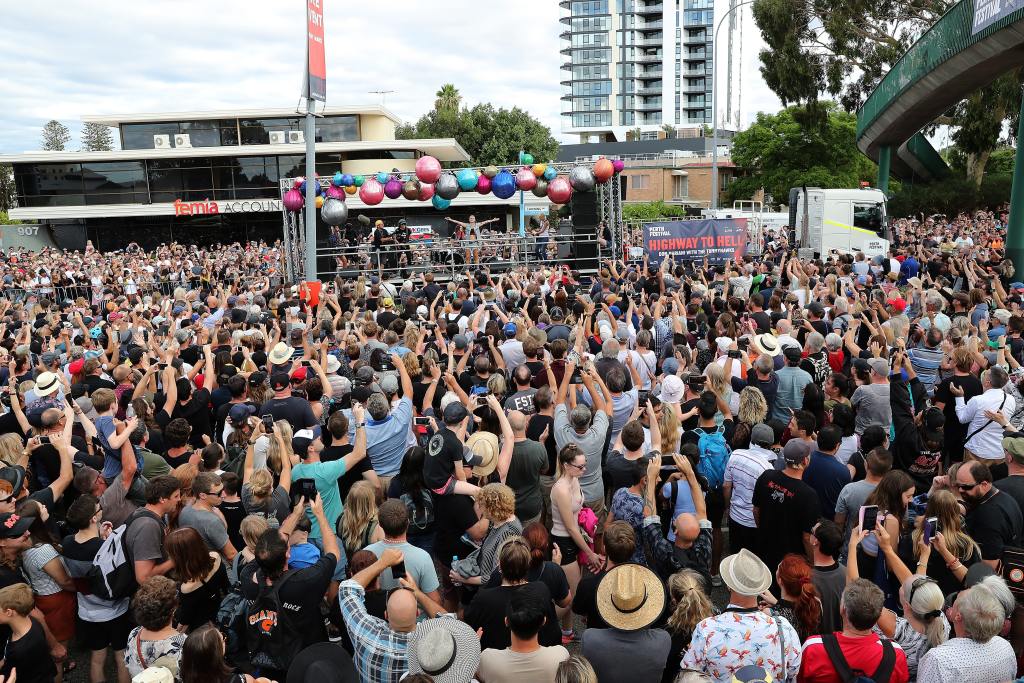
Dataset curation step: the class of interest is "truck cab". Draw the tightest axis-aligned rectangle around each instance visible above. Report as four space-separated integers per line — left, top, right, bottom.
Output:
789 187 889 258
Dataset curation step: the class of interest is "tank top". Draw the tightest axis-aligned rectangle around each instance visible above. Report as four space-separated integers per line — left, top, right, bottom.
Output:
550 478 583 538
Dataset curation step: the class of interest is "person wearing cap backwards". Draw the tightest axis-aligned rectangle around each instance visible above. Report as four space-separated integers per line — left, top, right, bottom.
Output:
684 550 803 681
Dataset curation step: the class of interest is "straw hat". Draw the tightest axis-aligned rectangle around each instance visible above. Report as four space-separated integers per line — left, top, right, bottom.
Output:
268 342 293 366
466 431 499 477
719 548 772 597
34 371 60 397
753 333 782 357
407 617 481 683
596 563 666 631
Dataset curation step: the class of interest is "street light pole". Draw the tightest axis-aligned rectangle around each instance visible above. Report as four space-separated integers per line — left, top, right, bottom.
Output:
710 0 756 211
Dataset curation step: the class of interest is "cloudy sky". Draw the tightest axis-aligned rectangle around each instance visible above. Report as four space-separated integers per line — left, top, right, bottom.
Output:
0 1 781 154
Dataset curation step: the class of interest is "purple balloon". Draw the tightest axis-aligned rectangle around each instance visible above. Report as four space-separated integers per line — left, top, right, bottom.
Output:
282 189 304 212
477 175 492 194
612 159 626 174
384 178 403 199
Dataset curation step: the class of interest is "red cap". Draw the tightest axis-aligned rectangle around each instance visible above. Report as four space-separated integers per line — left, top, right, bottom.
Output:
290 367 308 382
68 358 84 375
887 298 907 313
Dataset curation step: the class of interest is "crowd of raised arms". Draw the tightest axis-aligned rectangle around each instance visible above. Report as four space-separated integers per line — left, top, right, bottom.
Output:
0 209 1022 683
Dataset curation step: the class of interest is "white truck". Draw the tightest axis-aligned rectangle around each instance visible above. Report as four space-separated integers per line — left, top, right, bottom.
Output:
788 187 889 258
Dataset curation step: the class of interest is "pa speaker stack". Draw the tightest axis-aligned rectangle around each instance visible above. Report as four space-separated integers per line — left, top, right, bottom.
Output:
569 191 600 272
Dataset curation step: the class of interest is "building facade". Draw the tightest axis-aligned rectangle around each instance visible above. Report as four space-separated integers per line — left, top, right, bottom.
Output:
1 106 549 251
560 0 715 142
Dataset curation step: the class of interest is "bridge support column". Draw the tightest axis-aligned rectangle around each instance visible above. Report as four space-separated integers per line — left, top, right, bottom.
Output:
1008 95 1024 276
877 145 892 194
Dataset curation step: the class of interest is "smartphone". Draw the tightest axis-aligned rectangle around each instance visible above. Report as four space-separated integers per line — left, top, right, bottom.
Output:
923 516 939 544
158 362 168 370
295 478 317 501
637 390 650 406
413 417 431 427
261 414 275 430
301 360 311 367
392 560 407 580
38 436 50 445
859 505 879 533
380 358 395 372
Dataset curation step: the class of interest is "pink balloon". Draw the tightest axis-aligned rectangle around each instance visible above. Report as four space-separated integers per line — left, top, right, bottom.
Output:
612 159 625 174
415 156 442 184
419 183 435 201
358 178 385 206
325 185 346 199
282 189 304 212
476 175 492 194
547 177 573 204
516 168 537 191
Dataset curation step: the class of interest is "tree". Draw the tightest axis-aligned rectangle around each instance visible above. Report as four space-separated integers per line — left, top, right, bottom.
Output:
751 0 1016 184
0 164 14 213
661 123 676 139
434 84 462 113
623 201 687 221
80 122 114 151
397 90 559 167
724 103 876 205
41 120 70 151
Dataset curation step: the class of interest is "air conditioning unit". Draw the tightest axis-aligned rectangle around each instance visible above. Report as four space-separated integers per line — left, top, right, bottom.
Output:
268 131 287 145
287 130 305 144
174 134 192 148
153 135 171 149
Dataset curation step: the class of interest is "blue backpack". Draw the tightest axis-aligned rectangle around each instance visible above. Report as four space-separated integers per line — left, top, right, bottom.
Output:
694 427 731 490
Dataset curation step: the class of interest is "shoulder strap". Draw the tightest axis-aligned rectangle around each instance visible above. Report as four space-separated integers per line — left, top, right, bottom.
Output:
872 639 896 682
965 392 1007 443
821 633 855 683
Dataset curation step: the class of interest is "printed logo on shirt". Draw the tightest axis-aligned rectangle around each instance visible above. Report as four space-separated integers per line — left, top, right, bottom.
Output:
428 434 444 457
249 609 278 634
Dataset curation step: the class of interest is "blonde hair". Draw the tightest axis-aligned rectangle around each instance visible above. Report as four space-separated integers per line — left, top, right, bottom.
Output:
266 421 294 475
0 434 23 466
555 655 598 683
248 469 275 500
475 483 516 522
340 481 378 554
738 386 768 425
173 463 198 495
486 373 507 397
705 363 729 401
659 407 680 455
403 352 420 378
240 515 270 548
912 489 980 563
0 583 35 616
666 569 714 636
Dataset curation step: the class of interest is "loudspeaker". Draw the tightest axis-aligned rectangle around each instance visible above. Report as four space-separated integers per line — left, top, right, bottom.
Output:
570 191 600 271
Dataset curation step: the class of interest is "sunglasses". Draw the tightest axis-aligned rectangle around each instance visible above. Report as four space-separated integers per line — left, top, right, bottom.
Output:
956 481 980 491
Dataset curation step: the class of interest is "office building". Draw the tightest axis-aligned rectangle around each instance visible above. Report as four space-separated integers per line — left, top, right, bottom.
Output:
560 0 715 143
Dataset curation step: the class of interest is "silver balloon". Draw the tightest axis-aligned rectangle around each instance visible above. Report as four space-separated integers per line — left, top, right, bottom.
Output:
483 165 499 179
435 173 460 200
321 197 348 226
532 179 549 197
569 166 596 193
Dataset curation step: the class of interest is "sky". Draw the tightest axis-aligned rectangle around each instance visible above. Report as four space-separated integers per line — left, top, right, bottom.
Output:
0 1 782 154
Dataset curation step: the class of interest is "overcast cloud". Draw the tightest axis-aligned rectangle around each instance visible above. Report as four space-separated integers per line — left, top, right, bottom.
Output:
0 1 781 154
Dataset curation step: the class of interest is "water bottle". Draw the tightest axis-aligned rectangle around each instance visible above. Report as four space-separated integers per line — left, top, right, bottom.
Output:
451 555 462 586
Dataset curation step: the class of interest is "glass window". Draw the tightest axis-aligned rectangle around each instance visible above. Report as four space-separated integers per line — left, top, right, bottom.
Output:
631 174 650 189
240 118 302 145
315 116 358 143
853 202 886 238
80 161 146 194
673 175 688 198
120 123 180 150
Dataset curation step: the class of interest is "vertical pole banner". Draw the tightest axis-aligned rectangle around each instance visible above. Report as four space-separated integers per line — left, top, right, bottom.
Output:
643 218 748 265
306 0 326 102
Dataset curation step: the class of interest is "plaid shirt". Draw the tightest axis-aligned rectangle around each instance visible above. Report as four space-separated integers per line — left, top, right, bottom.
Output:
338 580 410 683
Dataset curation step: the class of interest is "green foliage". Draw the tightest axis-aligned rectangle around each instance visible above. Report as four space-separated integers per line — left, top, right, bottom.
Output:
0 164 14 214
41 120 70 151
887 174 1012 216
724 103 876 204
623 202 687 221
396 88 559 168
0 212 20 225
80 122 114 151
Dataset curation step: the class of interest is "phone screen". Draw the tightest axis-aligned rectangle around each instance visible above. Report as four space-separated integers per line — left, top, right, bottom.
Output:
262 415 275 429
297 478 317 501
859 505 879 532
923 516 938 544
392 560 407 580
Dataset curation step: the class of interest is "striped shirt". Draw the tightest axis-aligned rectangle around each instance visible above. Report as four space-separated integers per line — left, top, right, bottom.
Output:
724 445 774 527
909 343 944 396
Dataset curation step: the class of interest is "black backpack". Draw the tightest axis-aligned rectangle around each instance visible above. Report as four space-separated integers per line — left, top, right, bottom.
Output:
821 633 896 683
245 571 302 673
87 509 161 601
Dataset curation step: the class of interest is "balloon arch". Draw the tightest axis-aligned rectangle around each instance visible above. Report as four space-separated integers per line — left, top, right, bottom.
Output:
279 156 624 282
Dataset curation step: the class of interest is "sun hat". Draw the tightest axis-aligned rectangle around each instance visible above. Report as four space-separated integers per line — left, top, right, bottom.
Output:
715 337 733 354
753 333 782 357
34 371 60 397
407 616 481 683
595 563 666 631
132 667 174 683
719 548 773 596
466 431 499 477
268 342 293 366
660 375 685 404
325 355 342 374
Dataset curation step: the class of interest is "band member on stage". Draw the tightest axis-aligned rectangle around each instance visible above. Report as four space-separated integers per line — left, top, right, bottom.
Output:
371 219 394 272
394 218 411 277
445 215 498 266
531 215 550 263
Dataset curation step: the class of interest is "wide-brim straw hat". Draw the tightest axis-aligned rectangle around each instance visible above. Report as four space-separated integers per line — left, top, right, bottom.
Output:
753 333 782 357
596 563 666 631
268 342 293 365
466 431 499 477
720 548 772 597
407 616 481 683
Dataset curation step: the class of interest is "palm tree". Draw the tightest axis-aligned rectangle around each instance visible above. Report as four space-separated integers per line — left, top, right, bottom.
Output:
661 123 676 139
434 84 462 113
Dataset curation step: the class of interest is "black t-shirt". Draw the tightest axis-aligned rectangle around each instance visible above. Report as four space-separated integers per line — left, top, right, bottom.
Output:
933 375 984 451
848 451 867 482
751 470 820 567
526 414 556 475
171 389 213 448
464 582 561 652
433 493 479 566
997 476 1024 517
259 397 317 430
239 553 338 649
83 374 116 394
966 489 1024 562
2 618 55 683
322 444 370 503
679 398 700 431
220 499 246 552
176 561 230 632
572 569 608 629
750 311 772 334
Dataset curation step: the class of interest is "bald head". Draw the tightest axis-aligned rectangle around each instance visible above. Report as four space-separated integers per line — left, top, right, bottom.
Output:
674 513 701 549
41 408 63 429
508 410 527 435
385 585 418 632
776 319 792 335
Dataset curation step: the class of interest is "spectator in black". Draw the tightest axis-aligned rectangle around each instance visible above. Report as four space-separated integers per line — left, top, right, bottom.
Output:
957 460 1024 569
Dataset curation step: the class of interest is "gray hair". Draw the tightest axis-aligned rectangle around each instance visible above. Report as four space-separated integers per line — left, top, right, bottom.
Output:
841 579 884 630
366 392 390 421
986 365 1009 389
926 293 945 311
570 405 592 432
825 333 843 352
901 576 947 648
958 582 1008 642
754 355 773 375
602 338 620 359
832 297 848 315
806 332 825 353
977 575 1015 625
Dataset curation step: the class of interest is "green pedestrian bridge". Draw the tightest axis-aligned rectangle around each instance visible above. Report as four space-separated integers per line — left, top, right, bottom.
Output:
855 0 1024 265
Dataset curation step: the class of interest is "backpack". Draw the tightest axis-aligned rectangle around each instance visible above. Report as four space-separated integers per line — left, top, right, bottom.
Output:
217 554 249 665
87 508 160 600
693 427 731 490
245 571 303 674
221 443 247 478
821 633 896 683
400 490 435 534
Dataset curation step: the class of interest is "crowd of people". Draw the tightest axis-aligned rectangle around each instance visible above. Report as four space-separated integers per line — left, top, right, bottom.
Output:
0 210 1021 683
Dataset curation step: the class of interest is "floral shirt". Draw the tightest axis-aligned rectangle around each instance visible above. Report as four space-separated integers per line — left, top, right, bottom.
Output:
682 608 801 683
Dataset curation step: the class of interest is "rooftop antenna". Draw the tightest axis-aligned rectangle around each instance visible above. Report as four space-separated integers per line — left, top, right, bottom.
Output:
369 90 395 107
